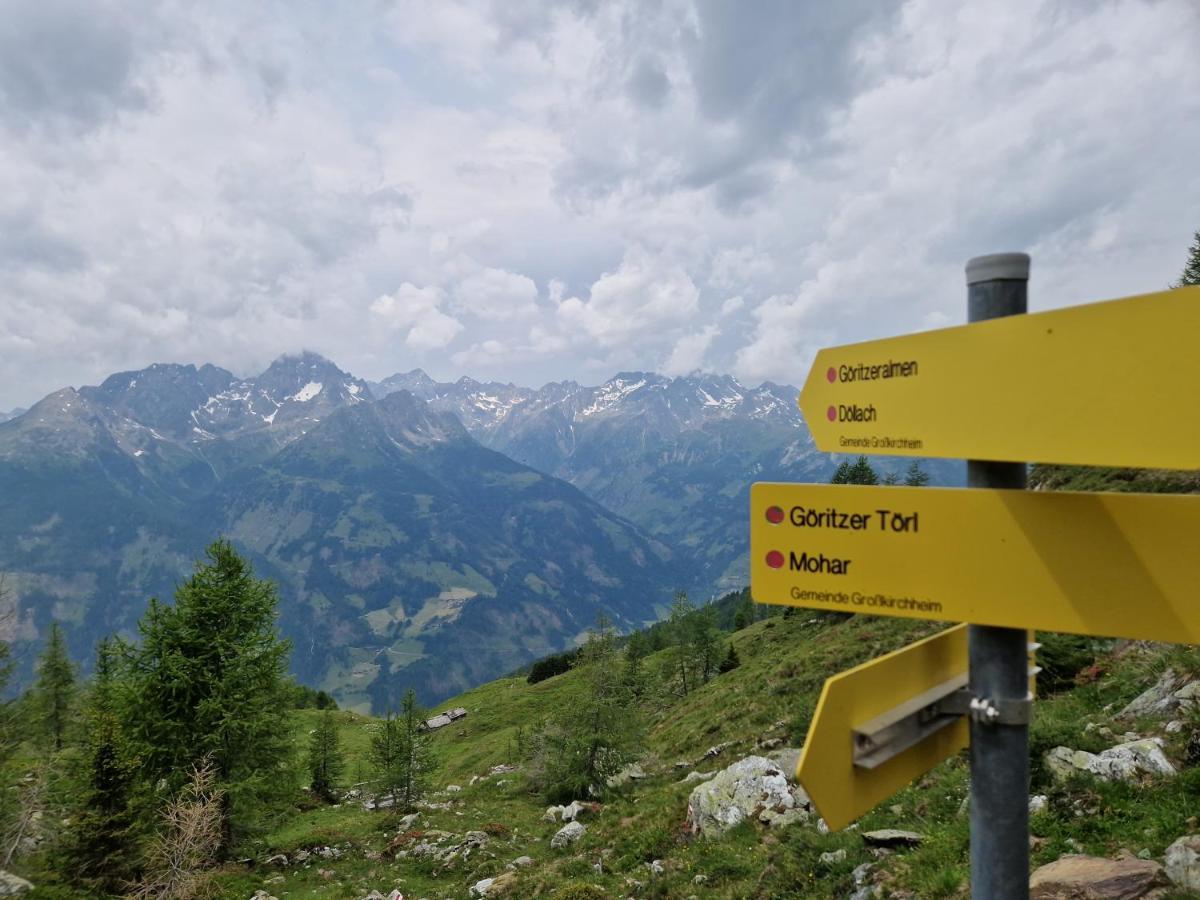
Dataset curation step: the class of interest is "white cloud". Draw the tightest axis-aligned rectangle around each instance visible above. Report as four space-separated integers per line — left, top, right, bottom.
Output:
662 325 719 375
556 249 700 347
371 283 463 350
453 266 539 320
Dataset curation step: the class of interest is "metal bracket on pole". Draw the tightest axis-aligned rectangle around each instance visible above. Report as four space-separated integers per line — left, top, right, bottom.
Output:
853 669 1037 769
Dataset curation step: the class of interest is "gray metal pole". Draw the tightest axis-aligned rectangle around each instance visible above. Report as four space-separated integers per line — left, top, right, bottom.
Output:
966 252 1031 899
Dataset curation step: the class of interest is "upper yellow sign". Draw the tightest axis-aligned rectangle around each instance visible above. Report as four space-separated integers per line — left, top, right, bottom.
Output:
796 624 968 832
751 482 1200 643
799 286 1200 469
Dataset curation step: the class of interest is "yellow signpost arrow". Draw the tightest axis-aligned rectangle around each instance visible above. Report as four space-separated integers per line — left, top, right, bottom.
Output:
751 482 1200 643
798 286 1200 469
796 625 969 832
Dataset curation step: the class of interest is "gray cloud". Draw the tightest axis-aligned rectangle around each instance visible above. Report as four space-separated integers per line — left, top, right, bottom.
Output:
0 0 1198 409
0 0 152 129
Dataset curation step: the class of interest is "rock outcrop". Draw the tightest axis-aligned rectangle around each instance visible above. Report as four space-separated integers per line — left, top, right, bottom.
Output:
1165 834 1200 891
1045 738 1176 783
685 755 810 838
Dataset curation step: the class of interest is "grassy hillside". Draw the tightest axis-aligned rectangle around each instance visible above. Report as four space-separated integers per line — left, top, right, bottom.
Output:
11 605 1197 898
14 609 1195 897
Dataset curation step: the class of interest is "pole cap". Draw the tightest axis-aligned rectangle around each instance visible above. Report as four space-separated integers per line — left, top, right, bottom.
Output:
965 253 1030 285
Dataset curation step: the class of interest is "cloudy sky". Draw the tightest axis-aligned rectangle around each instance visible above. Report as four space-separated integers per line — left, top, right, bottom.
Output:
1 0 1198 409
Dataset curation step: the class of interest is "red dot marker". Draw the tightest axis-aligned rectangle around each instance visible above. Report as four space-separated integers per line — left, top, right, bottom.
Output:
826 366 837 383
826 405 837 422
765 506 784 524
765 550 785 569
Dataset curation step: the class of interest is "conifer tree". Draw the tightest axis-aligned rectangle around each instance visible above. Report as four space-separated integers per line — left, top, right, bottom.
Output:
125 539 296 851
1174 230 1200 287
667 591 695 695
34 622 76 751
307 709 345 802
733 592 756 630
396 689 432 811
688 604 721 685
64 638 140 892
369 691 433 811
536 619 641 801
831 456 879 485
622 631 650 698
903 461 930 487
718 644 741 674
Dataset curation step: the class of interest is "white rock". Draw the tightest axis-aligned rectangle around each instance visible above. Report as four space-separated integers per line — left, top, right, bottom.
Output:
445 784 462 793
819 849 847 864
1166 834 1200 890
509 856 533 868
648 859 664 876
1166 720 1185 734
560 800 585 821
469 878 494 897
685 755 809 839
1045 738 1176 783
679 770 715 784
542 805 563 822
551 820 586 849
1029 795 1049 815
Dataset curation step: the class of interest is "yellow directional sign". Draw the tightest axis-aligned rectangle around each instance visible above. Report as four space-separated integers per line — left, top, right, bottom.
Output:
751 482 1200 643
798 286 1200 469
797 625 969 831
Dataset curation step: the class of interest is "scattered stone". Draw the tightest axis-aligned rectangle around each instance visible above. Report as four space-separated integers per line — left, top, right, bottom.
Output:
1165 834 1200 890
1029 852 1170 899
816 818 829 835
889 804 903 817
607 762 648 787
317 868 334 880
470 872 516 897
758 737 784 751
542 805 561 822
400 812 420 829
250 892 278 900
679 770 715 784
551 820 586 849
685 755 810 839
1138 849 1153 860
1030 795 1049 815
862 830 924 848
264 854 288 867
693 874 708 884
820 849 847 864
509 856 533 869
703 741 734 759
317 846 343 859
445 784 462 793
470 775 482 786
560 800 586 821
1165 721 1185 734
649 859 664 876
293 849 311 863
1122 732 1142 743
1046 738 1176 783
489 764 517 775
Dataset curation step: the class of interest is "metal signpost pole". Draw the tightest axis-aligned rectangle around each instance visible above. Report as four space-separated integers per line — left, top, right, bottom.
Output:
966 253 1032 898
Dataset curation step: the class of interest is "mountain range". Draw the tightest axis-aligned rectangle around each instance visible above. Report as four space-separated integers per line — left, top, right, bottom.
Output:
0 354 960 709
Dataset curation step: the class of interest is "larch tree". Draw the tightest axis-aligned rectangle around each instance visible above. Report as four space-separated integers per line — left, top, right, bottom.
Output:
34 622 76 752
307 709 345 802
125 539 296 851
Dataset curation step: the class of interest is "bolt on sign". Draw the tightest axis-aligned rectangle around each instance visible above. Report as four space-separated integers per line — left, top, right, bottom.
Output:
798 286 1200 470
750 482 1200 644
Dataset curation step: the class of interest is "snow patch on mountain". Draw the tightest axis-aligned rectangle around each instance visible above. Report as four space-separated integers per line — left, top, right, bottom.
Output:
291 382 323 402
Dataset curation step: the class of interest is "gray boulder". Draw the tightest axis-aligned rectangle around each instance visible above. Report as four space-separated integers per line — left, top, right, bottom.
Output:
1029 852 1170 898
1165 834 1200 891
862 829 924 848
1120 670 1200 720
551 820 586 849
685 755 810 839
1046 738 1176 783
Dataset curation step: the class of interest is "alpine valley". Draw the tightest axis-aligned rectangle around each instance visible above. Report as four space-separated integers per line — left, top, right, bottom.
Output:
0 354 960 709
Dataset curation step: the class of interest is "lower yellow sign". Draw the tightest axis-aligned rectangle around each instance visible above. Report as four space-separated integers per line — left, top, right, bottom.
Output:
797 625 968 831
751 483 1200 644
